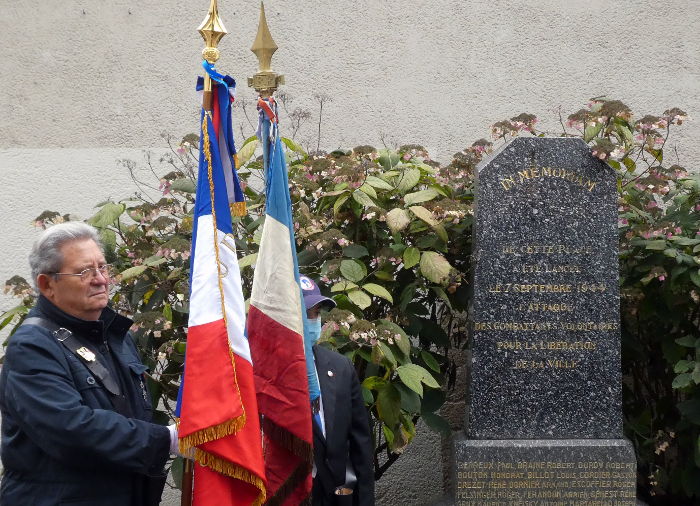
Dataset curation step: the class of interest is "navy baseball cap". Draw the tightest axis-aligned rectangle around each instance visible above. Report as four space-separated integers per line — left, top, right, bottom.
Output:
300 276 336 311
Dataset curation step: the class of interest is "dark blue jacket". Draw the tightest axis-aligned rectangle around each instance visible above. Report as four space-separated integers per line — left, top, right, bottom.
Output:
0 296 170 506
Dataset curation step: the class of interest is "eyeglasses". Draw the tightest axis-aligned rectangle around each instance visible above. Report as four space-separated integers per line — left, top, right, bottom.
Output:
51 264 117 283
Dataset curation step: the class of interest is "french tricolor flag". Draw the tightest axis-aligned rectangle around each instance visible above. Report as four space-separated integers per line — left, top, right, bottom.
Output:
177 80 266 506
247 99 314 506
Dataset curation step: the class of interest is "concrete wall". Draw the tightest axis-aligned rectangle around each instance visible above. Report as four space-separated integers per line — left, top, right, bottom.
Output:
1 1 699 504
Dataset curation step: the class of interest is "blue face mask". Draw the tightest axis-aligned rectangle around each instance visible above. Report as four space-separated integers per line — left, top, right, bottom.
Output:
307 318 322 345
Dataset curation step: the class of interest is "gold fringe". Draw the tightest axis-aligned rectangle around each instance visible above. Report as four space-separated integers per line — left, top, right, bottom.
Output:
196 447 267 506
178 414 245 454
230 201 247 217
234 153 240 170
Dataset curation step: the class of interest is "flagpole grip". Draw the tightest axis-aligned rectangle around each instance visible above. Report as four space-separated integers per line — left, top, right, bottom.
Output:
181 459 194 506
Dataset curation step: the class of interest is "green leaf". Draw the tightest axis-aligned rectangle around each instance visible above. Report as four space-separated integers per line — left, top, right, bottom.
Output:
0 305 29 331
333 193 350 215
404 189 439 206
379 342 396 367
361 385 374 404
690 269 700 288
365 175 393 191
358 184 377 199
396 364 439 397
373 270 394 281
171 456 185 490
646 240 668 250
421 411 452 438
434 223 448 243
693 365 700 385
420 251 452 285
397 168 422 195
363 376 387 391
673 373 692 389
421 351 440 372
163 303 173 322
362 283 393 303
340 259 367 283
678 400 700 424
409 205 438 226
238 252 258 268
377 149 400 171
331 280 358 292
619 124 634 145
382 425 395 448
376 383 402 429
664 248 678 258
352 190 375 208
143 255 167 267
347 289 372 309
343 244 369 258
238 138 259 166
584 122 603 143
395 383 421 414
670 237 700 246
675 360 693 373
169 179 197 193
121 265 148 281
403 246 420 268
281 137 306 156
89 203 126 228
676 336 698 348
421 389 446 413
253 226 264 245
431 286 452 311
386 208 411 233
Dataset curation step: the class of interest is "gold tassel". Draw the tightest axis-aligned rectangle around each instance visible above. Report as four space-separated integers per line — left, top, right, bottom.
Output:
230 201 247 217
234 153 240 170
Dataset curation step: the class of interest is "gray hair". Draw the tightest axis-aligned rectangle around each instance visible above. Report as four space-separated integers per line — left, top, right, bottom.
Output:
29 222 103 290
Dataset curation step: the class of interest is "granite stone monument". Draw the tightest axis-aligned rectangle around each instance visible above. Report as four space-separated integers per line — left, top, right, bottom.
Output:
451 138 637 505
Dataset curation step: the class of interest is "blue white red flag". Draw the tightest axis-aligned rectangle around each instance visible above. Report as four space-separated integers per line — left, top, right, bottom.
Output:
176 70 266 506
247 97 314 506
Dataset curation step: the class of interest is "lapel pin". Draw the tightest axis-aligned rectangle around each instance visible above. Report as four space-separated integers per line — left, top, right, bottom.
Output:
327 370 333 377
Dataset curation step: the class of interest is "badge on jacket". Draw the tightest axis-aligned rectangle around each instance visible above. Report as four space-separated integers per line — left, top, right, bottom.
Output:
76 347 96 362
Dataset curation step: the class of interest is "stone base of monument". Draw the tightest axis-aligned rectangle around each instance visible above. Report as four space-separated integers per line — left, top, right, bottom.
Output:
451 434 637 506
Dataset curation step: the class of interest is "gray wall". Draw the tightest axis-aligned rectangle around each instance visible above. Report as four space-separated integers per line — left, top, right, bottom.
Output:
1 1 699 504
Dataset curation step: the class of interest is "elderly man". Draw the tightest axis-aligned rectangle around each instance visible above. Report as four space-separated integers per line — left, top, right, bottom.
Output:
0 222 178 506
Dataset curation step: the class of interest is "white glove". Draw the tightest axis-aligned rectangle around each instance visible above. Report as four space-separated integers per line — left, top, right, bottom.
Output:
167 424 194 460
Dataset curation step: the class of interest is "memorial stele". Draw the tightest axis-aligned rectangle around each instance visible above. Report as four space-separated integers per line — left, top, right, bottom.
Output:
451 137 637 506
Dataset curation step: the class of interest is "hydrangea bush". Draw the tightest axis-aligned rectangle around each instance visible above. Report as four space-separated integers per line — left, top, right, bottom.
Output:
3 99 700 501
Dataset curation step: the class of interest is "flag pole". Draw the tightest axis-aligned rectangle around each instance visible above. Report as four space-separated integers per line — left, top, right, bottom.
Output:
198 0 228 111
180 3 228 506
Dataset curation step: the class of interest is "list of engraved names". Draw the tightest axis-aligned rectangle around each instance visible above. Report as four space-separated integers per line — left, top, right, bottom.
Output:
455 459 635 506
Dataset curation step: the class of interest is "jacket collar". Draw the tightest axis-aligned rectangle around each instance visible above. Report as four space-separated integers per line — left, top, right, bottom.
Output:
35 295 133 343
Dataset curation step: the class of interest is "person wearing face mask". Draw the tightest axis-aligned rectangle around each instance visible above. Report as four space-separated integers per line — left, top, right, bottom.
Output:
299 276 375 506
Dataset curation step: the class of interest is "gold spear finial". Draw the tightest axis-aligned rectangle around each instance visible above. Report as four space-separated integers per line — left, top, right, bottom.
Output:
248 2 284 98
198 0 228 110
